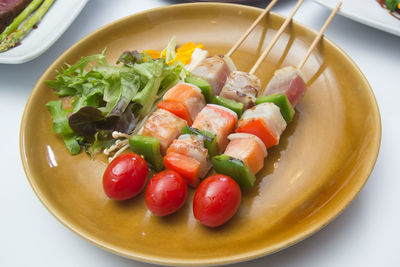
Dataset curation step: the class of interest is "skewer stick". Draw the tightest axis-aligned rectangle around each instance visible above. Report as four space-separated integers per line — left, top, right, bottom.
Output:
225 0 278 58
297 1 342 70
249 0 304 75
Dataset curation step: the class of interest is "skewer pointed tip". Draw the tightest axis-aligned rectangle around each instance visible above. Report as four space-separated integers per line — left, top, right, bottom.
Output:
296 0 342 70
225 0 279 58
249 0 305 75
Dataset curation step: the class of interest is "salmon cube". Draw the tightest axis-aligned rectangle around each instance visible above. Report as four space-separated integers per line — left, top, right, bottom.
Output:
162 83 206 122
236 103 286 148
164 152 201 188
167 134 210 178
224 133 267 174
192 104 237 153
141 109 187 155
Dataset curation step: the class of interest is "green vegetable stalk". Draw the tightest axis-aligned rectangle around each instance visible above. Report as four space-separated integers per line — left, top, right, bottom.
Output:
0 0 44 43
0 0 55 52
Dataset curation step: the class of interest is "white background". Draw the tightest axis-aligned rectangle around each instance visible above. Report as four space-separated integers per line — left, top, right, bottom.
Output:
1 0 399 266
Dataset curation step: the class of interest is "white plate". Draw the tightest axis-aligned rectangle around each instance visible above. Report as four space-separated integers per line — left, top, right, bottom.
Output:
313 0 400 37
0 0 88 64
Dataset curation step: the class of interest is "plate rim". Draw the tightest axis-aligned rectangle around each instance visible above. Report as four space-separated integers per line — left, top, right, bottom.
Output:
19 2 382 266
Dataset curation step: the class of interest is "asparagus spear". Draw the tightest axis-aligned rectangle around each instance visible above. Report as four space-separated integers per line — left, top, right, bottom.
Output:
0 0 44 43
0 0 55 52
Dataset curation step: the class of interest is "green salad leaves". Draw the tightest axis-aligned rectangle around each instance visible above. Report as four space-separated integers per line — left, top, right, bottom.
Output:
46 46 182 155
386 0 400 12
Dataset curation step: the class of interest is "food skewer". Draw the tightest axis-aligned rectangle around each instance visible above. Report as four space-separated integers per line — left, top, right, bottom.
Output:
218 0 305 111
261 1 342 106
189 0 303 109
213 2 342 188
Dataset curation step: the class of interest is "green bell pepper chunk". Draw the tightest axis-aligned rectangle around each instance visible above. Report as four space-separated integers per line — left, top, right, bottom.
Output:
211 154 256 189
182 125 219 157
184 75 213 103
256 94 295 122
212 96 244 117
129 134 164 171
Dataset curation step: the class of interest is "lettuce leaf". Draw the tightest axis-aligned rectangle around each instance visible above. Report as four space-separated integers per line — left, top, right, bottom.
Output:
46 100 80 154
164 36 176 63
131 59 164 117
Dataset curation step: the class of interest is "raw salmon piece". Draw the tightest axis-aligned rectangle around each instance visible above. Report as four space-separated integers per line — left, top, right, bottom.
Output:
192 104 237 153
163 83 206 122
224 133 267 174
164 152 201 188
237 103 286 148
167 134 210 178
141 109 187 155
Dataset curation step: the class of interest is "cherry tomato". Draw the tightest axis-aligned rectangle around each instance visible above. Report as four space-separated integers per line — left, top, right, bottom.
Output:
103 153 148 200
193 174 241 227
145 170 187 216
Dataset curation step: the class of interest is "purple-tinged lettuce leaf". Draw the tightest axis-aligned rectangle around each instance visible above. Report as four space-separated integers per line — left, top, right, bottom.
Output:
68 106 105 136
69 104 136 137
116 50 144 66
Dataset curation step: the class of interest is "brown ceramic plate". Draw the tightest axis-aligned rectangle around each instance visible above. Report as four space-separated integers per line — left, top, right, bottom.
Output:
20 3 381 266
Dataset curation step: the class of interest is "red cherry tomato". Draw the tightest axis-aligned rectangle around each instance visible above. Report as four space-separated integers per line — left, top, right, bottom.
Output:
193 174 241 227
103 153 148 200
145 170 187 216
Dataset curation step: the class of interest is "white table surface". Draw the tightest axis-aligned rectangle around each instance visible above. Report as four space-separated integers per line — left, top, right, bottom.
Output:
1 0 399 266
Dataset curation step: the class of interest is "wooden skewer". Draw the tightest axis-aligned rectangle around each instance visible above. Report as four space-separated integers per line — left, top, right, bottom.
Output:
225 0 278 58
297 1 342 70
249 0 304 75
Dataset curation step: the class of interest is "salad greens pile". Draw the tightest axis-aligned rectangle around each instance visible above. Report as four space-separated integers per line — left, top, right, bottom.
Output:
46 40 183 155
385 0 400 12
